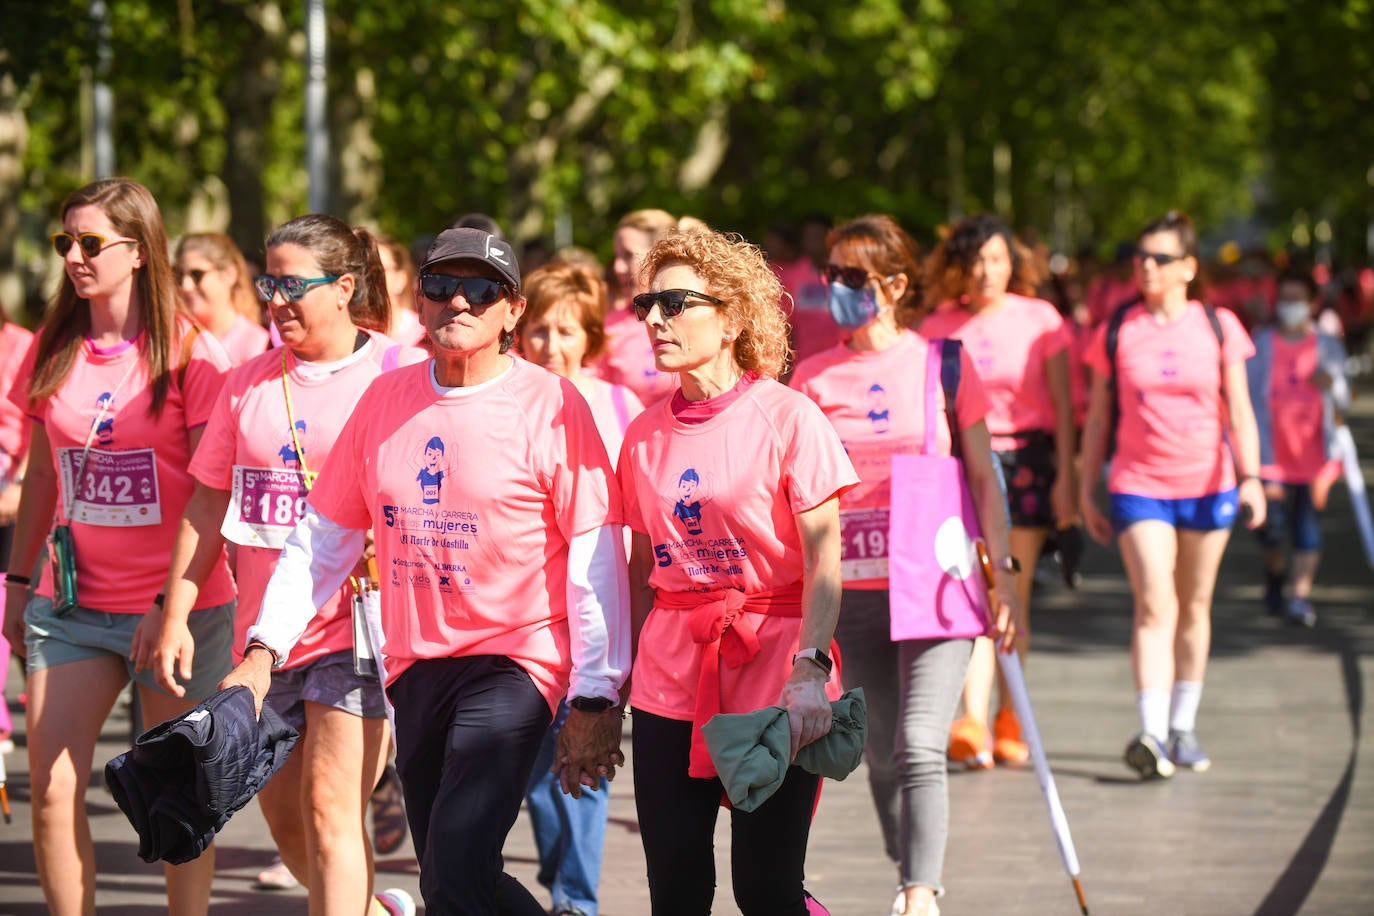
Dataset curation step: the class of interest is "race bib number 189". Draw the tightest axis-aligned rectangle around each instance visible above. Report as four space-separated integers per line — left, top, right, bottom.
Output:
223 466 309 549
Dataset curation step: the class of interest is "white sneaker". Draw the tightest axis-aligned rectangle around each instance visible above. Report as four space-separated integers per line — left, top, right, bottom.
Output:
890 889 940 916
375 888 416 916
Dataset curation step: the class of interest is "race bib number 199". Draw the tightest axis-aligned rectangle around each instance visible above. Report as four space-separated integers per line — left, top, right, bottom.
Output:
223 466 308 549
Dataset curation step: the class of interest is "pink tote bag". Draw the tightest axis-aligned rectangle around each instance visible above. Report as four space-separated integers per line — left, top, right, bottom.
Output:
887 339 993 641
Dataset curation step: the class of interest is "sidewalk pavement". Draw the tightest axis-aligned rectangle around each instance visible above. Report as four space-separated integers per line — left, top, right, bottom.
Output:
2 405 1372 915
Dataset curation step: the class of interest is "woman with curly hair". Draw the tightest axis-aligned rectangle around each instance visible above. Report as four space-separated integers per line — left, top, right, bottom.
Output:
793 215 1020 916
616 228 858 914
919 213 1077 772
174 233 269 365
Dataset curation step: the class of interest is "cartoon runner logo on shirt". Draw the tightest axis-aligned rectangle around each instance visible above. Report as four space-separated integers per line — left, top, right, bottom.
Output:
94 392 115 445
866 383 891 434
416 436 447 505
278 420 308 470
671 468 709 535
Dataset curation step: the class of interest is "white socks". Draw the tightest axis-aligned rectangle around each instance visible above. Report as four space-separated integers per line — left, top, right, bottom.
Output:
1137 689 1170 742
1169 681 1204 734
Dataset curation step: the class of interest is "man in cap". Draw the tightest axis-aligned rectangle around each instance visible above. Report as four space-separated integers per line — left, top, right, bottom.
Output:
232 228 630 913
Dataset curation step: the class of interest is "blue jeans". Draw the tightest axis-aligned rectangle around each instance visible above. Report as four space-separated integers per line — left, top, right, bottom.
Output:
526 699 609 915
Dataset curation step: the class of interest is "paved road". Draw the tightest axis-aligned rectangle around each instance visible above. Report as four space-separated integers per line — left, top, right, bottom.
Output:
2 405 1372 915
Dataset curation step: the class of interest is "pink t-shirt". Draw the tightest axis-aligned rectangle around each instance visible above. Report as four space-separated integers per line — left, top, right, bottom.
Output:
792 330 991 589
582 376 644 463
215 314 271 367
918 293 1072 450
190 331 428 665
306 357 621 712
1265 333 1326 484
617 377 858 720
774 257 842 366
8 322 236 613
1084 301 1254 498
0 322 36 468
598 308 676 406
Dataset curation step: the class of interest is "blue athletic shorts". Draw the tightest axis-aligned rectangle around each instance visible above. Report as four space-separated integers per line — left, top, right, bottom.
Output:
1110 488 1239 533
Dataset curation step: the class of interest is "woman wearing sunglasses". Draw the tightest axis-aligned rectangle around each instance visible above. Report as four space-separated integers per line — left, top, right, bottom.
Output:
135 213 425 913
516 257 643 916
792 215 1019 916
174 233 270 366
224 226 629 913
616 228 857 915
1079 210 1265 778
918 213 1077 773
3 177 235 914
599 209 680 406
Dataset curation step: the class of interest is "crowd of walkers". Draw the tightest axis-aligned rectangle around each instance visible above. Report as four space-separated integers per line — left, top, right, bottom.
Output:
0 177 1365 916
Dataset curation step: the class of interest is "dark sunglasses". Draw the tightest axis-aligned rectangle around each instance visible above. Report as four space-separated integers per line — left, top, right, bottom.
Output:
51 232 137 259
175 268 208 286
254 274 340 302
1134 249 1188 267
418 273 510 306
823 264 875 289
631 289 725 321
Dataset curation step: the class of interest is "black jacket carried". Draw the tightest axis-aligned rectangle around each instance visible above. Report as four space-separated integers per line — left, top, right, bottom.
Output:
105 685 298 864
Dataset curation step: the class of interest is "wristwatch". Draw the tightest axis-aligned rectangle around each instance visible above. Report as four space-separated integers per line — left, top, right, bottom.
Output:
992 555 1022 574
570 695 614 713
791 647 834 676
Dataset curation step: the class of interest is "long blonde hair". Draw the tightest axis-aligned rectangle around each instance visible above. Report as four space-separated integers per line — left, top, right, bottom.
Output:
31 178 185 415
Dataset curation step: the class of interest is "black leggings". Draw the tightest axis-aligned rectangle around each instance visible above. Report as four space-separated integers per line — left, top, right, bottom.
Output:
632 708 820 916
388 655 553 915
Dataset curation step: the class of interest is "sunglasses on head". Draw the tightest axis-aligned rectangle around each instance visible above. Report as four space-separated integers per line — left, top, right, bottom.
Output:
1134 248 1188 267
418 273 510 307
631 288 725 321
254 274 340 302
823 264 875 289
51 232 137 259
175 268 208 286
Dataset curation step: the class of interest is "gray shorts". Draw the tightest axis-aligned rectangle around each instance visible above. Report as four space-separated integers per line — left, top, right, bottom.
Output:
265 648 388 730
25 595 235 702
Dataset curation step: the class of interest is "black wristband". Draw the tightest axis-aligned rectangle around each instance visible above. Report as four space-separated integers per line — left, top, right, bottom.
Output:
152 592 166 608
4 574 31 587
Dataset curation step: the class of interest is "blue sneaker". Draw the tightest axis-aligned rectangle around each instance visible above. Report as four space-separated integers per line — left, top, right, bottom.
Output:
1124 733 1175 779
1166 729 1212 772
1285 597 1317 628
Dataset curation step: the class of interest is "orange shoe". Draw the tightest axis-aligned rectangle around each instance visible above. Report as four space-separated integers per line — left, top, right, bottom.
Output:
947 715 993 769
993 708 1030 766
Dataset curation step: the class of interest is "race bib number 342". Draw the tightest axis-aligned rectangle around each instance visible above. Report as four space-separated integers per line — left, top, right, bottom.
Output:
59 447 161 527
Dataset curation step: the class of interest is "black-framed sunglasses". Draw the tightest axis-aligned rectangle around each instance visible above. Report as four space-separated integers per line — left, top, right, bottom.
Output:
823 264 875 289
175 268 208 287
1134 248 1188 267
631 288 725 322
254 274 340 302
418 273 510 307
51 232 137 259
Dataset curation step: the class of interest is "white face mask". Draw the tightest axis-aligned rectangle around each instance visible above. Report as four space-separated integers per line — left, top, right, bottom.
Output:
1276 300 1310 329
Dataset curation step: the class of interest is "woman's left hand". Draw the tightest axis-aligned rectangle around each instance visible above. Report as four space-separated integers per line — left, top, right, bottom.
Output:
1239 477 1267 530
779 664 833 761
988 571 1024 654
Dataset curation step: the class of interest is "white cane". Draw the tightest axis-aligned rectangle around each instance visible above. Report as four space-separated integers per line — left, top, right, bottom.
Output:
1333 424 1374 569
976 539 1088 914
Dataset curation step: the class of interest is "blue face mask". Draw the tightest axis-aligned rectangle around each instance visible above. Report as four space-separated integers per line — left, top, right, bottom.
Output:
828 281 881 328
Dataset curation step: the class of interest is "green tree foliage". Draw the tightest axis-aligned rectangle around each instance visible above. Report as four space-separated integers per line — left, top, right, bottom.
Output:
1 0 1368 310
